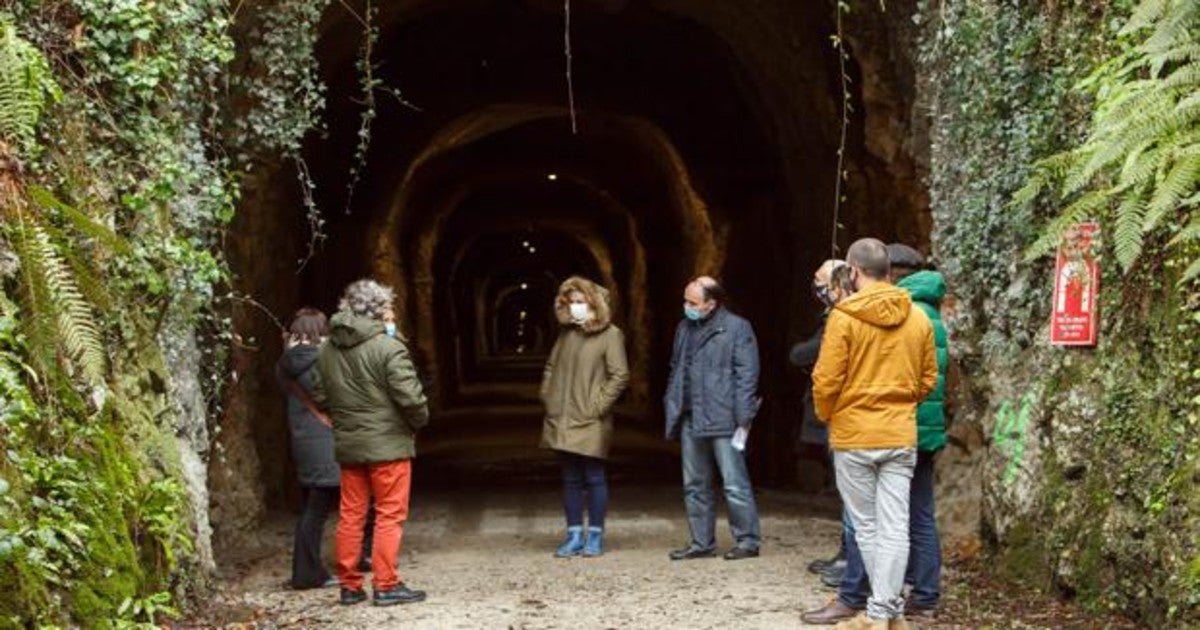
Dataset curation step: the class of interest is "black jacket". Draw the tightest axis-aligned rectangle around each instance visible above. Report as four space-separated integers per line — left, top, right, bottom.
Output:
277 344 341 487
789 314 830 447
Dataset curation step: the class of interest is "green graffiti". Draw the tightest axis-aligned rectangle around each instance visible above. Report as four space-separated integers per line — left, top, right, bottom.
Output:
993 391 1038 486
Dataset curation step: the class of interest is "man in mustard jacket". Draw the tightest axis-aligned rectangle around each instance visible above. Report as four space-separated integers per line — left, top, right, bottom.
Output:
812 238 938 630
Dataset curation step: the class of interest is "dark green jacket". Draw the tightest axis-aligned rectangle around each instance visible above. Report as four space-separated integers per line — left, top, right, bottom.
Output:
311 313 429 464
897 270 948 452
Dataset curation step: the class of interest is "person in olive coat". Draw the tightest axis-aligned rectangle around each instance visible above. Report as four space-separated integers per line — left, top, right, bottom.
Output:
540 276 630 557
310 280 430 607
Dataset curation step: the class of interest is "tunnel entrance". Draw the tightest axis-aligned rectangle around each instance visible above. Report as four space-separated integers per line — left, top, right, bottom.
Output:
219 0 932 531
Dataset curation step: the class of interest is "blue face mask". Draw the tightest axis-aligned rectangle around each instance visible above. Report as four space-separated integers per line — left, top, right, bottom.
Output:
684 305 704 321
385 322 397 338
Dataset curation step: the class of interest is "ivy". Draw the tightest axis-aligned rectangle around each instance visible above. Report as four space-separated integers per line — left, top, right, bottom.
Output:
923 1 1200 624
1 0 241 624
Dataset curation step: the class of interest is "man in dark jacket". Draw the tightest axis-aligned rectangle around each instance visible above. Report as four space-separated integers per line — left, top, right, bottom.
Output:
311 279 430 607
664 276 762 561
889 243 948 618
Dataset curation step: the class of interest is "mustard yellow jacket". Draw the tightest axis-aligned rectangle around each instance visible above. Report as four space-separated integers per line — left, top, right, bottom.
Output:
812 282 938 450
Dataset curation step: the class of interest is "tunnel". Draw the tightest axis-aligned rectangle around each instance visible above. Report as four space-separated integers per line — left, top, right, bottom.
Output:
217 0 932 533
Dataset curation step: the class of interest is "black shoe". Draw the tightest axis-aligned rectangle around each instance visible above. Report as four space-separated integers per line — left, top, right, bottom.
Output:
723 546 760 560
292 575 340 591
668 545 716 561
373 583 427 606
821 560 847 589
807 548 846 574
340 588 368 605
357 558 372 573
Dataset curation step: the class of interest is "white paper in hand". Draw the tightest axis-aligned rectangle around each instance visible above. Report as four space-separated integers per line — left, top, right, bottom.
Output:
731 426 749 452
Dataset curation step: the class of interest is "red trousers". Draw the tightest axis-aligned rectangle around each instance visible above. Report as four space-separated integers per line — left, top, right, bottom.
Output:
337 460 412 590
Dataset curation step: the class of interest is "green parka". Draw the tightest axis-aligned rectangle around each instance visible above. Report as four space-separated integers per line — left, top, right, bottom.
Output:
311 312 429 464
540 277 630 459
896 270 949 452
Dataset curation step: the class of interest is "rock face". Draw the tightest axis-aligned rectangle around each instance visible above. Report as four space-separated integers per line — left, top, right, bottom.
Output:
160 329 217 573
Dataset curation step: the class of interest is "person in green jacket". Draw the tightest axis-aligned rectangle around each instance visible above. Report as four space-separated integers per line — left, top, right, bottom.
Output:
888 243 948 618
310 279 430 608
540 276 630 558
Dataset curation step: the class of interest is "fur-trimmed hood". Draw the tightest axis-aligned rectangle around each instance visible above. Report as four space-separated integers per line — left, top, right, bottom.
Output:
554 276 612 334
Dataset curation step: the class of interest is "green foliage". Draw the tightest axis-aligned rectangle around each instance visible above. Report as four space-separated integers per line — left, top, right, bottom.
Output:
230 0 329 158
925 1 1200 624
0 0 242 623
1017 0 1200 281
7 219 107 389
0 14 59 156
115 591 179 628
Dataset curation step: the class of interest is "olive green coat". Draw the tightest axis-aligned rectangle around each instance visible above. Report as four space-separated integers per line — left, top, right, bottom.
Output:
540 277 630 459
310 313 429 464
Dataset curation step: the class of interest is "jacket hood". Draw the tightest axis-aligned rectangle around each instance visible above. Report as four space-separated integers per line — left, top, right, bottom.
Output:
279 343 320 376
328 312 386 348
835 282 913 329
554 276 613 334
897 270 947 307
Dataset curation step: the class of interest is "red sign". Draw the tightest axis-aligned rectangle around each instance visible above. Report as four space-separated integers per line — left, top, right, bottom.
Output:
1050 222 1100 346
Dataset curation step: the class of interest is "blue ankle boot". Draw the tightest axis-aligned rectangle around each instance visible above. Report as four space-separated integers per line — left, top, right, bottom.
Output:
583 526 604 557
554 526 585 558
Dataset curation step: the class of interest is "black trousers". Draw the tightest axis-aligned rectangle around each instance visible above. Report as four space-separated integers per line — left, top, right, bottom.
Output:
291 486 374 588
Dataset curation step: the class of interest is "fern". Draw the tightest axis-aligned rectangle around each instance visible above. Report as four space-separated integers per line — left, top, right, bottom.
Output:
0 16 60 157
5 220 106 389
1021 0 1200 285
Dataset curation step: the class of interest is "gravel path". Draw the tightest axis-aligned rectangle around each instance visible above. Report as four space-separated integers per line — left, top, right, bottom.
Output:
196 484 854 628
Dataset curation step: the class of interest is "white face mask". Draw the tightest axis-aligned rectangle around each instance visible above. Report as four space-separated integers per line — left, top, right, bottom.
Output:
569 302 590 322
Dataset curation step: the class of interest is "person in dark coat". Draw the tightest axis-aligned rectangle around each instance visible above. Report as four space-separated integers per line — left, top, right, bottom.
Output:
790 261 856 582
663 276 762 561
791 260 856 453
276 308 365 590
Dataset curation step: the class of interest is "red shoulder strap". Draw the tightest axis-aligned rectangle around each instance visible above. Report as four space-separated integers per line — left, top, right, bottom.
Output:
277 364 333 429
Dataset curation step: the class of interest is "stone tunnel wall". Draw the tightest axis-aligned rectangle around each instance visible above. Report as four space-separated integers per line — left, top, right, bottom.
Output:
212 2 1199 624
214 0 945 539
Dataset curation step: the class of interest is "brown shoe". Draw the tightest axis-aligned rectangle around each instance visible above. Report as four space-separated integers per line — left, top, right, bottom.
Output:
835 613 889 630
903 605 936 620
801 599 862 625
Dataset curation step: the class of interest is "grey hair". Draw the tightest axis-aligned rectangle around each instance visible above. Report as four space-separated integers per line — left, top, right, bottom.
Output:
338 279 395 320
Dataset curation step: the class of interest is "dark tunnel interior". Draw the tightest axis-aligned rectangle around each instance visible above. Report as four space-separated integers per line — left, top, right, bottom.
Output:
225 0 932 512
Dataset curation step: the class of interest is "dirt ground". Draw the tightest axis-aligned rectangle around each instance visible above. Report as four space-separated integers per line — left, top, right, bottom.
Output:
188 481 1139 629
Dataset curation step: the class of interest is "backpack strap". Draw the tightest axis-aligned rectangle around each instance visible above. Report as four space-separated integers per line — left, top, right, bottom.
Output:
276 363 333 429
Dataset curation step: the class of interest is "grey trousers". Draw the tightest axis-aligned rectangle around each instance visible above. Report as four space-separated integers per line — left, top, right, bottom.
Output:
834 448 917 620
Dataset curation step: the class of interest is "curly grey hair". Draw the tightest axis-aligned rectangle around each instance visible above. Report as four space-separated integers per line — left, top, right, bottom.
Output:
338 279 395 320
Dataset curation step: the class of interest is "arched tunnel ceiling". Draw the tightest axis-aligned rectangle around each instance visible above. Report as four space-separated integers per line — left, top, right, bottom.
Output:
375 110 720 315
288 0 840 420
222 0 936 515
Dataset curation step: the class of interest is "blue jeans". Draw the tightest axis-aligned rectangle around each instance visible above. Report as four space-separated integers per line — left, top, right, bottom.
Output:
906 450 941 608
560 452 607 528
839 450 941 610
681 419 761 551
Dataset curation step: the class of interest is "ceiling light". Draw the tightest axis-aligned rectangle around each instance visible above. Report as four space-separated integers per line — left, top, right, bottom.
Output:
546 173 558 181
